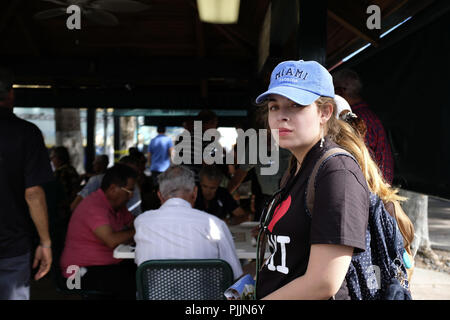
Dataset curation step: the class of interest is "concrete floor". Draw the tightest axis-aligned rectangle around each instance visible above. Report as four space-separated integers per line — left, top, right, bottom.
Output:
410 267 450 300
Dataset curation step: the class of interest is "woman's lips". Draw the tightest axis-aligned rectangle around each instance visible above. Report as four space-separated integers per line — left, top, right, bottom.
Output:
277 128 292 137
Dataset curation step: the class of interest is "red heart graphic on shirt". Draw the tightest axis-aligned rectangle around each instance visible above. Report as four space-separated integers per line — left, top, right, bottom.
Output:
268 195 291 232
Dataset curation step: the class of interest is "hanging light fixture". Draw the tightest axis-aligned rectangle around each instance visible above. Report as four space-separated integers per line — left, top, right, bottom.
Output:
197 0 240 24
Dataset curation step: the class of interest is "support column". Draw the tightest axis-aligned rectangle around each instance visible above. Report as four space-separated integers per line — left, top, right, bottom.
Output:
114 115 121 163
119 116 136 156
398 189 444 266
86 108 96 173
54 108 84 174
399 189 430 256
297 0 328 66
103 108 108 153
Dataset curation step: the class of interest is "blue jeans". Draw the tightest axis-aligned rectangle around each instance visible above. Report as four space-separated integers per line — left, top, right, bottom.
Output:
0 252 31 300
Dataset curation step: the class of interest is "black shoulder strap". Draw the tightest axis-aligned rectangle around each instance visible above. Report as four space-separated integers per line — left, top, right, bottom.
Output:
306 147 354 215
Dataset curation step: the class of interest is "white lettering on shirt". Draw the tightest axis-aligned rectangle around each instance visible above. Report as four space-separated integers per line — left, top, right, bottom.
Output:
265 234 290 274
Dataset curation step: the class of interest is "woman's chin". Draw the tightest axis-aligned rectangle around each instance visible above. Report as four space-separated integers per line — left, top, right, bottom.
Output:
277 140 294 150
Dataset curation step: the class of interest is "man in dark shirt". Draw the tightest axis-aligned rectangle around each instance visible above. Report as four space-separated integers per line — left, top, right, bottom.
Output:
0 67 54 299
194 165 246 221
333 69 394 184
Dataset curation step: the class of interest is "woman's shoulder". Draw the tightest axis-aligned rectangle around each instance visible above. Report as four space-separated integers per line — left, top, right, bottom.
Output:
316 149 368 191
320 150 360 171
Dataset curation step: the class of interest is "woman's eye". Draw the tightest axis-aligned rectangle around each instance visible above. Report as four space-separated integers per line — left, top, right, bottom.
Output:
292 103 303 108
268 105 278 111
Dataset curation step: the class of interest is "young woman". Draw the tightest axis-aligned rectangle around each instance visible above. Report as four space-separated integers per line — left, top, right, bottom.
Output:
254 60 408 300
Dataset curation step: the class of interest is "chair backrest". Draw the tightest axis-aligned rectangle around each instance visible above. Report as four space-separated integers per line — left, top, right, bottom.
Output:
136 259 234 300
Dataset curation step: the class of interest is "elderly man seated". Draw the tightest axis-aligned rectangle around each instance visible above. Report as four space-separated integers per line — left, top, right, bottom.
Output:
60 164 138 299
195 165 247 222
134 165 243 280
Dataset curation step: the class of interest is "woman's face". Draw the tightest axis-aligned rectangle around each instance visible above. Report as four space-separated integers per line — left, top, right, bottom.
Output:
267 94 323 153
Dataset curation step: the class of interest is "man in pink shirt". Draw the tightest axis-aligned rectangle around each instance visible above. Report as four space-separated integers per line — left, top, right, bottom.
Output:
60 164 137 299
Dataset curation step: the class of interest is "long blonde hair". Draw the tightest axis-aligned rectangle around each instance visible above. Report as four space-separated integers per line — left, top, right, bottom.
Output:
317 97 405 203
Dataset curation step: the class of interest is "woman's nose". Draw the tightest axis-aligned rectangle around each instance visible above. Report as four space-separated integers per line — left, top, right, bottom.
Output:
277 111 290 122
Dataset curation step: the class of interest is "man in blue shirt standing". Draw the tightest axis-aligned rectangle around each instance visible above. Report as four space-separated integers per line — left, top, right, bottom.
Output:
148 125 174 184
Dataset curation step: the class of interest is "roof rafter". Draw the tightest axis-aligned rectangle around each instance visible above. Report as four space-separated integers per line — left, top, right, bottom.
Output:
328 0 381 47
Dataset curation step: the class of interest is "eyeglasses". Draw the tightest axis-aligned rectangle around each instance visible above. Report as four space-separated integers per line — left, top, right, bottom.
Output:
120 187 134 196
255 188 284 295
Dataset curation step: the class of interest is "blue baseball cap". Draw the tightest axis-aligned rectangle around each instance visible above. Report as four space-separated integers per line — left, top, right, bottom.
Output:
255 60 335 106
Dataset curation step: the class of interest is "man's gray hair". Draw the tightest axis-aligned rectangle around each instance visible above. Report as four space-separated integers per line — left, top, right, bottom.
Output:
332 69 363 97
157 165 196 199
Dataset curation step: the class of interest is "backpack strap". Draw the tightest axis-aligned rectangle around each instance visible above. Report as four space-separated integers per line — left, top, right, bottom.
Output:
306 147 355 215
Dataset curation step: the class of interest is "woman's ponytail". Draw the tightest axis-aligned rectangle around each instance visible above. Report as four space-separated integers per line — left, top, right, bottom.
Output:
317 97 406 203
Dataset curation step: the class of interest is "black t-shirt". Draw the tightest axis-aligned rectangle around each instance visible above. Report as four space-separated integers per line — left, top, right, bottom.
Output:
194 186 239 220
256 138 369 299
0 109 54 258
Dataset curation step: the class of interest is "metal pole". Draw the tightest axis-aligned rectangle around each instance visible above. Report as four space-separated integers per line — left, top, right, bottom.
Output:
297 0 328 66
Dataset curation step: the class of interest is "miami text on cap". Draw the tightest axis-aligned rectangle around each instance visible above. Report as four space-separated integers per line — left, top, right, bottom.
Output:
256 60 335 106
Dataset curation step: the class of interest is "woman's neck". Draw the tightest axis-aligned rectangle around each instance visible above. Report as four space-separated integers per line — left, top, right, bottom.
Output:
290 138 321 173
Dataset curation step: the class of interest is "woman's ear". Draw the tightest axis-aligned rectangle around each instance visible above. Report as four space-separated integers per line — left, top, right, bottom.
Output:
320 102 333 124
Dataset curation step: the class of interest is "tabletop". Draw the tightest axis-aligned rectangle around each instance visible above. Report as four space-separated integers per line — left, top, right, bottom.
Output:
113 221 269 260
229 221 261 260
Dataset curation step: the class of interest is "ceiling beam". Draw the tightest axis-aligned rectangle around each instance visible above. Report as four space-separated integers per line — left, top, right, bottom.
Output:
211 24 255 55
187 0 254 56
5 56 253 86
328 0 381 47
329 0 450 70
13 87 253 109
327 0 437 68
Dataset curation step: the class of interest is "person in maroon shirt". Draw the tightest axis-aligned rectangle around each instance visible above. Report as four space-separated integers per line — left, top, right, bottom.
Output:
333 69 394 185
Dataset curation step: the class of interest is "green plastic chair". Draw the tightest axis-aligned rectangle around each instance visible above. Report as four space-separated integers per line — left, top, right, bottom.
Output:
136 259 234 300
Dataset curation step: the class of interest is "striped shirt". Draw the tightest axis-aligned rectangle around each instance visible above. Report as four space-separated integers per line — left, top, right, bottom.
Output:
351 101 394 184
134 198 243 279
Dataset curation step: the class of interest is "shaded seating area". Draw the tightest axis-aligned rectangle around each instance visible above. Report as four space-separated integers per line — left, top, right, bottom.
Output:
2 0 449 302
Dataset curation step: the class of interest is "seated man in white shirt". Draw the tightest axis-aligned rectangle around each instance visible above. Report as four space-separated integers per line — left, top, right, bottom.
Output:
134 165 243 280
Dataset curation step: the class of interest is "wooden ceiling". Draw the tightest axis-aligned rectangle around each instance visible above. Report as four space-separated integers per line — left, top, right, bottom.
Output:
0 0 438 109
